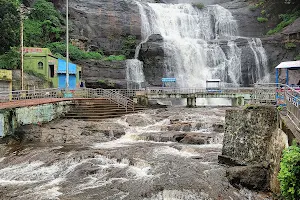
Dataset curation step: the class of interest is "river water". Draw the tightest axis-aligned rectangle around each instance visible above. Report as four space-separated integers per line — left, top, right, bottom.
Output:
0 107 272 200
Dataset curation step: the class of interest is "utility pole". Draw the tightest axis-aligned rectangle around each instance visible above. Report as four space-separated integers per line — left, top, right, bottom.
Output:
20 4 25 91
66 0 69 90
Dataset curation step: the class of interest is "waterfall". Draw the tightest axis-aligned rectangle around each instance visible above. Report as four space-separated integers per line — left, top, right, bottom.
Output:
133 2 270 88
126 59 145 89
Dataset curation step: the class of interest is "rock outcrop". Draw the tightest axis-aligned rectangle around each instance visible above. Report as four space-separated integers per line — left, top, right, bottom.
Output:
138 34 165 86
53 0 142 56
75 60 127 89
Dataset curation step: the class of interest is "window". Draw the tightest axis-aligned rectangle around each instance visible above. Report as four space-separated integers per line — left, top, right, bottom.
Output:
38 62 43 69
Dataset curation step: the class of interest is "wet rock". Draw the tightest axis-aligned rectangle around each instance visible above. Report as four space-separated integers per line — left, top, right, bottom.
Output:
179 133 207 145
138 34 165 86
125 115 154 127
212 123 224 132
226 164 269 191
167 122 192 131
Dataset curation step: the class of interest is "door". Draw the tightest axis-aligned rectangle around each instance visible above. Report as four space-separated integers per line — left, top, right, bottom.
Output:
58 74 66 89
69 75 76 90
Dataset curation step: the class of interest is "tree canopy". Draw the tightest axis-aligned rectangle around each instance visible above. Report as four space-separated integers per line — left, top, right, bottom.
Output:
0 0 20 54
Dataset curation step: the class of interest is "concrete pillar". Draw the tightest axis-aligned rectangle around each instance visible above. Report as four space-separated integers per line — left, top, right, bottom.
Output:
192 97 196 107
187 97 192 108
138 96 148 107
232 97 245 107
187 97 196 108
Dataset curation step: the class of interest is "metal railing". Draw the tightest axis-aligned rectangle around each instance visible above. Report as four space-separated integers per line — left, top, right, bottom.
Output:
0 88 61 102
0 88 136 112
284 85 300 131
144 87 255 95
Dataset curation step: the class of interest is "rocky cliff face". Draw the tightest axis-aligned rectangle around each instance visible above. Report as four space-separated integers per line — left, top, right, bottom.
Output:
138 34 165 86
75 60 127 89
52 0 300 88
54 0 142 55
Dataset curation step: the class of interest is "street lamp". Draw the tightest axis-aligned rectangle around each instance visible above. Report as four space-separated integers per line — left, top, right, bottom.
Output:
66 0 69 90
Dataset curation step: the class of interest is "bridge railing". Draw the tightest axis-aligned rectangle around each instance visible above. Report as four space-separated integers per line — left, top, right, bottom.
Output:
284 85 300 131
72 88 135 111
0 88 61 103
144 87 254 95
0 88 136 112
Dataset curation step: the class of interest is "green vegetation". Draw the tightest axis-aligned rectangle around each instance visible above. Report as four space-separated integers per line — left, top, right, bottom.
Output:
278 141 300 200
0 0 20 54
249 5 257 11
267 11 300 35
257 17 268 23
277 105 284 111
104 55 126 61
255 0 265 8
285 42 297 50
192 3 204 9
47 42 125 61
24 0 64 47
0 48 20 69
122 35 137 57
295 54 300 61
0 0 127 71
261 10 266 16
244 104 259 110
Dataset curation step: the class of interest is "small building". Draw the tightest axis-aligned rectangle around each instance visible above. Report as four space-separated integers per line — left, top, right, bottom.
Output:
0 69 12 101
0 69 12 92
23 47 82 90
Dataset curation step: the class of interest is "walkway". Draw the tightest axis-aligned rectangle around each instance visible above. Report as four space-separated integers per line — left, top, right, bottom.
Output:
0 98 70 109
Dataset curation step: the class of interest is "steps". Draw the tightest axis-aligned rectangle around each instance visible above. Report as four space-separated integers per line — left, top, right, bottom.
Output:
64 99 146 121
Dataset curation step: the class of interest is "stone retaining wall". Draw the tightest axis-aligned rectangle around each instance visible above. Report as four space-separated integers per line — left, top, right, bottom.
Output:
0 101 72 137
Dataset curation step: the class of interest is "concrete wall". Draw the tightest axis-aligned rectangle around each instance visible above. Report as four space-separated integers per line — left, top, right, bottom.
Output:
222 106 277 164
219 106 290 193
0 101 71 137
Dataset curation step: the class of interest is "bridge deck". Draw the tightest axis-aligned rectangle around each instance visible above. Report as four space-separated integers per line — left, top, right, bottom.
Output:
0 98 105 109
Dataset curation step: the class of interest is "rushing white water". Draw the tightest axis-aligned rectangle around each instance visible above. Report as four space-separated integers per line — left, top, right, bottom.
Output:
132 3 270 87
126 59 145 89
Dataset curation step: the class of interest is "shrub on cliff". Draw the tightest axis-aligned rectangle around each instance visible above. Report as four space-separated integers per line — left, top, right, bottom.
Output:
267 11 300 35
192 3 204 9
257 17 268 23
278 141 300 200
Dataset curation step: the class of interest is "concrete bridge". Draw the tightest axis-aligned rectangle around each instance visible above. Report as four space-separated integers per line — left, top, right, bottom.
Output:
0 84 299 137
134 87 275 107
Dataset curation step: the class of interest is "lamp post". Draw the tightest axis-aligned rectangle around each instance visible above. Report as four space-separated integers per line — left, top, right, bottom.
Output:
66 0 69 90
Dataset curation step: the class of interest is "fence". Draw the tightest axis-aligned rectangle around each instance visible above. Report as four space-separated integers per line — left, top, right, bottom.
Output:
0 88 135 112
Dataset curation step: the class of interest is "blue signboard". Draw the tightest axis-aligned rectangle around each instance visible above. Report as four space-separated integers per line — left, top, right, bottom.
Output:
162 78 176 82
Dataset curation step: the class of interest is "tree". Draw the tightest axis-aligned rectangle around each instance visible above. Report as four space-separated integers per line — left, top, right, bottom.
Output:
0 0 20 55
24 0 64 47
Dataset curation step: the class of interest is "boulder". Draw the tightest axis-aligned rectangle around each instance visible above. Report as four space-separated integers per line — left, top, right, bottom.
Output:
226 164 269 191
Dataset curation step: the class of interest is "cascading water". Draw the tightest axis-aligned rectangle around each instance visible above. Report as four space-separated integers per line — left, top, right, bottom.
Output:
133 2 270 87
126 59 145 89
